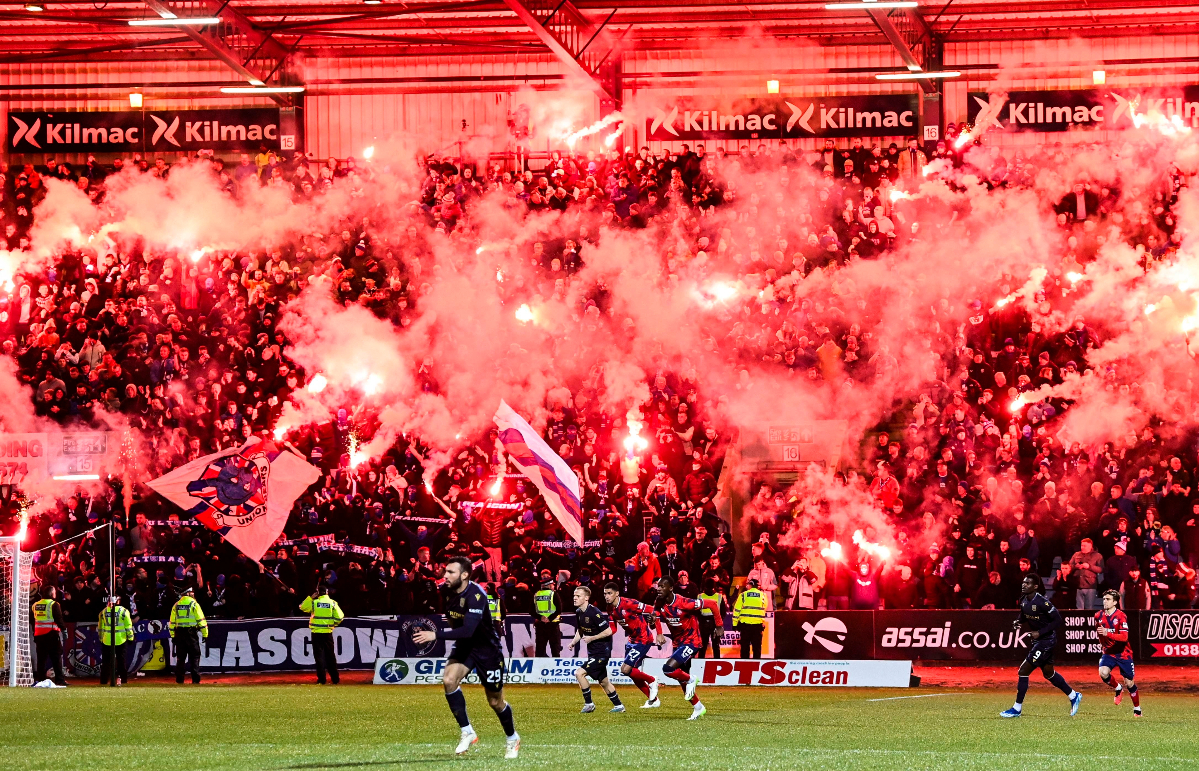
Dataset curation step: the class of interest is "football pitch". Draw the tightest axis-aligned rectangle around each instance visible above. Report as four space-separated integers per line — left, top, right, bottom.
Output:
1 682 1196 771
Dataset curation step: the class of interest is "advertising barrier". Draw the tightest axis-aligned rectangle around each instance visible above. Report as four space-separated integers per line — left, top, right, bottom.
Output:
373 656 912 688
48 610 1197 677
967 87 1199 133
774 609 1195 662
8 109 284 153
644 95 918 141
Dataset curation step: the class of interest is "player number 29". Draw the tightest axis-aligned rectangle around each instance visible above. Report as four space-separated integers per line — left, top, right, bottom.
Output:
485 669 503 684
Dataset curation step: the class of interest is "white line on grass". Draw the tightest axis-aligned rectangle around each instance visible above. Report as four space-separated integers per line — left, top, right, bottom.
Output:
867 692 975 702
402 743 1199 765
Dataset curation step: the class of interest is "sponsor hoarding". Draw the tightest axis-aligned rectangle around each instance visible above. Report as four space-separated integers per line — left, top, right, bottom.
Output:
645 95 918 141
373 656 912 688
1141 610 1199 660
773 611 876 659
967 87 1199 133
8 109 283 153
777 610 1119 662
56 610 1193 677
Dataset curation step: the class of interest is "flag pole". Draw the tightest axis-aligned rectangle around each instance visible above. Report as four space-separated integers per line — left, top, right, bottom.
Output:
108 521 116 687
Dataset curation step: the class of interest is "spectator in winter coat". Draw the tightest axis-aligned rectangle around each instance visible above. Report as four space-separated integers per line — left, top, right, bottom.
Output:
746 558 778 609
781 558 818 609
1068 538 1105 609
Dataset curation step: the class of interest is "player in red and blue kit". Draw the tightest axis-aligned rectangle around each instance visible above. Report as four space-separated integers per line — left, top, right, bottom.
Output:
1096 589 1141 717
656 577 723 720
603 582 662 708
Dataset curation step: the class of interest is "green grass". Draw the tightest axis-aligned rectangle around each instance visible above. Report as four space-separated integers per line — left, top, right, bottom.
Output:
0 682 1195 770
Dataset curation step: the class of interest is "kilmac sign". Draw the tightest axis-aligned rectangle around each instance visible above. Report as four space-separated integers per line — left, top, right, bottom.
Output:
645 95 918 141
7 108 282 153
967 87 1199 133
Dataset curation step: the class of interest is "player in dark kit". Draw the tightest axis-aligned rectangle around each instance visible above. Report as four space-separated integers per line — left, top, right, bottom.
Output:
603 581 662 708
656 577 723 720
1096 589 1141 716
569 586 624 714
1001 573 1082 718
412 556 521 758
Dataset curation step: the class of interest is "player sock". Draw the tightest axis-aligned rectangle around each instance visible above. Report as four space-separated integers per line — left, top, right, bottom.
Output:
1101 673 1118 689
628 668 653 696
606 690 622 706
1015 675 1030 705
1129 685 1140 708
1047 672 1074 696
445 688 471 730
581 687 593 705
689 694 700 706
668 669 691 684
497 703 517 738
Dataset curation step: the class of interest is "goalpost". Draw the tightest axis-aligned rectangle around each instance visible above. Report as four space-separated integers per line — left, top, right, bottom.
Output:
0 536 33 687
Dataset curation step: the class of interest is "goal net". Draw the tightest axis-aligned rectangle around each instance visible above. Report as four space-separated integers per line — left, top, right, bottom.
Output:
0 539 33 687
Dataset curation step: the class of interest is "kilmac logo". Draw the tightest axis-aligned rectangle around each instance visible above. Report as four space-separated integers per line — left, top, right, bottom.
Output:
801 617 849 653
649 101 914 136
9 113 279 148
650 103 811 135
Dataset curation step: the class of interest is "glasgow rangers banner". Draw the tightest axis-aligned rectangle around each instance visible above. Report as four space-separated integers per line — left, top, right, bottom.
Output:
8 108 282 153
967 87 1199 133
645 95 918 141
494 400 584 545
147 438 319 562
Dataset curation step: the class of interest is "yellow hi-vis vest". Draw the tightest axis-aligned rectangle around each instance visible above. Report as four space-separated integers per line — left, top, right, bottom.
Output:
98 605 133 646
301 594 344 633
169 595 209 637
487 596 500 620
32 599 59 635
697 591 722 617
533 589 557 619
733 588 767 626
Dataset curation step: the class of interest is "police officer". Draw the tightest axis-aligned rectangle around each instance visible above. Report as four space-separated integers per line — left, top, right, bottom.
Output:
533 570 562 657
733 578 767 659
31 585 67 685
98 594 133 686
169 586 208 684
697 579 726 659
300 584 344 684
486 582 506 639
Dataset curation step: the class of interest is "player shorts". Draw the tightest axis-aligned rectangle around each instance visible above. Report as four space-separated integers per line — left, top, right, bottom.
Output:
669 642 698 670
1023 639 1056 669
622 642 651 669
448 644 506 693
1099 654 1135 680
581 656 610 682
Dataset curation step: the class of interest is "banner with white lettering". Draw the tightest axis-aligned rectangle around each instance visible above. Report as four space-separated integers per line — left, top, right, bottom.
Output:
967 87 1199 133
777 610 1112 661
374 656 912 688
645 95 918 141
8 109 282 153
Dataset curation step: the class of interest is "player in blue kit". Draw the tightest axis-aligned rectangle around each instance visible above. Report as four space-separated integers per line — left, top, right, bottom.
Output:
412 556 521 758
1000 573 1082 718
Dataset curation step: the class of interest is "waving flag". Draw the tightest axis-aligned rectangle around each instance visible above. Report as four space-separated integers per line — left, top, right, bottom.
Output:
494 400 584 545
147 438 320 562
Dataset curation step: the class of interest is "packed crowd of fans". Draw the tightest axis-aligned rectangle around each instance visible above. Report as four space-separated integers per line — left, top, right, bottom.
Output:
6 123 1199 629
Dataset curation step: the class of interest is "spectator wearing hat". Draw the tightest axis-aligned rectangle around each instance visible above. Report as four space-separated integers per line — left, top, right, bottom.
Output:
1105 538 1138 595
